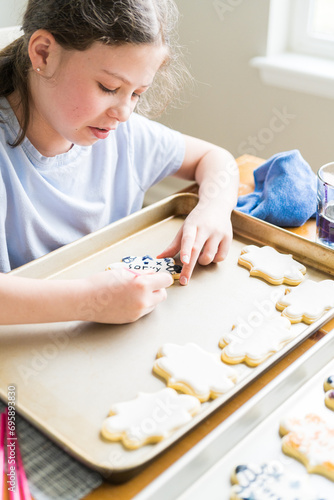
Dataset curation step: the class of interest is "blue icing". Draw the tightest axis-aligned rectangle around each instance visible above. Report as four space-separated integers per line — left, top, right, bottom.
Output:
142 255 154 261
235 465 248 474
122 256 136 264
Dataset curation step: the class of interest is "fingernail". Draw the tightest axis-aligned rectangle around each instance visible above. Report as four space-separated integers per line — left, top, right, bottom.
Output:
182 255 190 264
180 276 188 286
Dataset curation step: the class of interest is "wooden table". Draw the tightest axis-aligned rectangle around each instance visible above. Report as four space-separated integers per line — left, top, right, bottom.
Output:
82 154 334 499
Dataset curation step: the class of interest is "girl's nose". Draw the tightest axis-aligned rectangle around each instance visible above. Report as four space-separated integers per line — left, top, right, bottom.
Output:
106 98 133 123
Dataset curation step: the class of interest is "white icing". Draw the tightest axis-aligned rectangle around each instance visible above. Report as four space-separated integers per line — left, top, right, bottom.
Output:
238 245 306 284
230 461 319 500
101 388 200 447
219 316 294 365
106 255 182 276
154 343 237 401
276 279 334 323
280 413 334 471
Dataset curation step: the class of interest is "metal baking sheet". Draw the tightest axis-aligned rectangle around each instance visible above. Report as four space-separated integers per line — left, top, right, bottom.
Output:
1 193 334 481
135 330 334 500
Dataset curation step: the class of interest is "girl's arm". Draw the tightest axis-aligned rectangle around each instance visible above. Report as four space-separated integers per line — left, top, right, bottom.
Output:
158 134 239 285
0 269 172 325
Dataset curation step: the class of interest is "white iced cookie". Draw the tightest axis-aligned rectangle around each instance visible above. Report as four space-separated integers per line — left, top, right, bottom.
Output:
153 343 237 402
101 388 200 449
279 413 334 481
219 316 294 367
230 461 319 500
276 279 334 324
106 255 182 280
238 245 306 285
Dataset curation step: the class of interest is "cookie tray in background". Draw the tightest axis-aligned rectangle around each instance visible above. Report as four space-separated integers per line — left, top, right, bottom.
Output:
0 193 334 481
135 325 334 500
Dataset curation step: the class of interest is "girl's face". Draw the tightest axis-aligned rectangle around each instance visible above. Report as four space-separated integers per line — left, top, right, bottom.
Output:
28 42 167 155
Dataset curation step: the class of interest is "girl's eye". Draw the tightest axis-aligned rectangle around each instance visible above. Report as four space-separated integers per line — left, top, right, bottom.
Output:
98 83 117 94
98 83 141 99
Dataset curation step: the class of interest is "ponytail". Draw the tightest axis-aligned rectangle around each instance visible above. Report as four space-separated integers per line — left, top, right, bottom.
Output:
0 35 31 146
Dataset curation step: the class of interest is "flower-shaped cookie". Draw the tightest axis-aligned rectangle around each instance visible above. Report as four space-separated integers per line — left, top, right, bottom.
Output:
219 316 294 366
153 343 237 402
276 279 334 323
279 413 334 481
230 461 319 500
101 388 200 449
238 245 306 285
106 255 182 279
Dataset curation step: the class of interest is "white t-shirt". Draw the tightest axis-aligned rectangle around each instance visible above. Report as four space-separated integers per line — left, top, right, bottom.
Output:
0 98 185 272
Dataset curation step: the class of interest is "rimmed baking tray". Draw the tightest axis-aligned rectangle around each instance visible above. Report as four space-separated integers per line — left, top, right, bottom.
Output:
135 326 334 499
0 193 334 482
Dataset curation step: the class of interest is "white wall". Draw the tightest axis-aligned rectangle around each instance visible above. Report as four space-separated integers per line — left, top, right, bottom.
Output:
0 0 26 27
160 0 334 174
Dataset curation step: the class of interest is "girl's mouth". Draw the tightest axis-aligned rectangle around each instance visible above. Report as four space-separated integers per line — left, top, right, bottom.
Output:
88 126 111 140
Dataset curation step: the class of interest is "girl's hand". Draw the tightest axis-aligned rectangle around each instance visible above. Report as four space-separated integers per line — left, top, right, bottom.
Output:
81 268 173 323
157 202 233 285
157 135 238 285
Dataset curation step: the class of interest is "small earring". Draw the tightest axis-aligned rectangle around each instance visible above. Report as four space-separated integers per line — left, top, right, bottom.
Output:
36 67 41 72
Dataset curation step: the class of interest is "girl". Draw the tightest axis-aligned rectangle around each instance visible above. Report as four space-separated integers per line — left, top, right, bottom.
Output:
0 0 238 325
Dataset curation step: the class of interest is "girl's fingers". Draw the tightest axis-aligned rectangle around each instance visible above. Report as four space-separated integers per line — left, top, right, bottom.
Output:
152 287 168 304
197 235 222 266
179 228 207 285
213 227 233 263
137 270 174 290
158 219 233 285
179 224 198 265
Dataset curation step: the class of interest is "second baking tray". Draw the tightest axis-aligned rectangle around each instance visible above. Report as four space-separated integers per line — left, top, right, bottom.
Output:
0 193 334 481
135 321 334 499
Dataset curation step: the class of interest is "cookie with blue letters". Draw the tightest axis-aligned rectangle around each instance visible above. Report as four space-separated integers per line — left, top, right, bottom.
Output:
230 461 320 500
106 255 182 280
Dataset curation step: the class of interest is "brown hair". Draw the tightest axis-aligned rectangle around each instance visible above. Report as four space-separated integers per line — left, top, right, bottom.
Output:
0 0 190 147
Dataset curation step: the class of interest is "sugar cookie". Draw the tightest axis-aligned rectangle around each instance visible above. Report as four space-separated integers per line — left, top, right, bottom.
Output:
325 390 334 411
324 375 334 392
153 343 237 402
276 279 334 323
238 245 306 285
101 388 200 449
106 255 182 279
219 316 293 367
230 461 319 500
324 376 334 411
279 413 334 481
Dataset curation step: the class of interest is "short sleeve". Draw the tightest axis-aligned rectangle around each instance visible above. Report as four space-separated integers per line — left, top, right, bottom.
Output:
126 113 185 192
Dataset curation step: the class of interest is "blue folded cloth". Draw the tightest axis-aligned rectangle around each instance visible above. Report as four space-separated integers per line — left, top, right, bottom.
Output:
236 150 317 227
